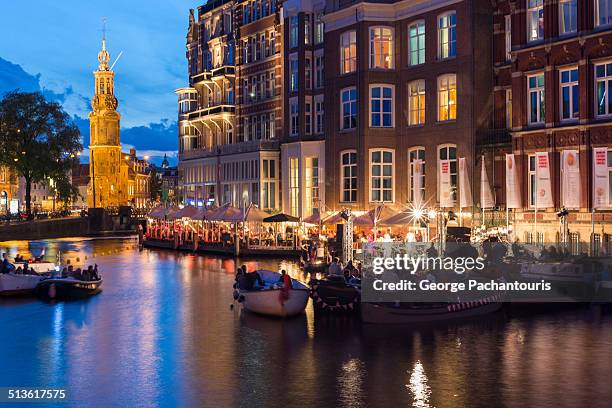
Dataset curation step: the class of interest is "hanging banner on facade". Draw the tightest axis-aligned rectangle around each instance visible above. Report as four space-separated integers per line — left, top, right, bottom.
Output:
535 152 554 209
458 157 473 208
480 156 495 209
439 159 454 208
561 150 580 209
593 147 609 209
412 159 423 206
505 154 521 208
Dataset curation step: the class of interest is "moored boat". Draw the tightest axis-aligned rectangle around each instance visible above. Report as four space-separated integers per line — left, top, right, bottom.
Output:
310 275 360 313
361 294 504 324
35 277 103 300
0 273 46 296
235 270 309 317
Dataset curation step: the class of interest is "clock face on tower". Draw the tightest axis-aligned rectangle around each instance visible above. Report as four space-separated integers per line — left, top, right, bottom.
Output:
92 95 118 111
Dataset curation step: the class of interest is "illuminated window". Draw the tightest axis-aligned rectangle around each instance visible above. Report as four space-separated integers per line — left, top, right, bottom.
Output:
528 73 545 124
437 74 457 121
438 144 457 202
408 21 425 66
370 149 394 202
438 12 456 59
527 0 544 42
340 31 357 74
408 80 425 125
370 27 393 69
409 147 425 203
289 157 299 216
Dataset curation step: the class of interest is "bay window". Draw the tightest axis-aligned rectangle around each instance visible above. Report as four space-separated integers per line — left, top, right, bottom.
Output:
341 87 357 130
370 85 394 127
340 31 357 74
408 21 425 66
370 26 394 69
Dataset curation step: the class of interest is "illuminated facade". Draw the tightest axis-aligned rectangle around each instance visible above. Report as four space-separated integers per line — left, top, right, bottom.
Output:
87 36 151 209
88 35 123 208
0 166 17 214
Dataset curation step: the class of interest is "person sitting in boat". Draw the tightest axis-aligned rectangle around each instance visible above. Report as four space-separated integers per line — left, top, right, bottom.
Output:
61 267 68 278
73 268 83 280
82 266 92 281
14 266 23 274
14 253 23 262
328 257 343 278
278 270 291 286
1 253 15 274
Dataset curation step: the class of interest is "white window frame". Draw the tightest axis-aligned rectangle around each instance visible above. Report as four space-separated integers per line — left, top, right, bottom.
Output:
369 148 395 203
559 0 577 34
305 55 312 90
437 74 457 122
315 95 324 134
289 157 299 216
527 0 544 42
408 79 425 126
340 150 357 203
528 154 536 207
314 12 324 44
437 144 457 203
290 97 299 136
438 11 457 59
315 53 324 89
340 86 357 130
290 15 299 48
369 26 394 69
305 96 312 135
505 15 512 61
527 72 545 125
408 20 425 66
560 67 579 121
290 54 298 92
596 0 612 27
595 61 612 118
340 30 357 74
369 84 395 128
505 88 513 128
408 147 426 203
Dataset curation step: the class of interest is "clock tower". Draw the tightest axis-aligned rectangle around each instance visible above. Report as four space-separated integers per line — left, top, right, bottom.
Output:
88 34 123 208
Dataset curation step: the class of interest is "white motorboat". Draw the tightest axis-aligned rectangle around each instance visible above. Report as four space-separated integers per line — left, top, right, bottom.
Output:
235 270 310 317
15 262 56 273
520 261 595 284
0 273 46 295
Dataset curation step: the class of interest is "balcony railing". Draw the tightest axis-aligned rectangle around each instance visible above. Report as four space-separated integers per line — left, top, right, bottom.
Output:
187 105 235 121
178 139 279 161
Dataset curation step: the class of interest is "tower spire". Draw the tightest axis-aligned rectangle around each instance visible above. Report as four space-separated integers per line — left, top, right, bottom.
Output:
98 17 111 71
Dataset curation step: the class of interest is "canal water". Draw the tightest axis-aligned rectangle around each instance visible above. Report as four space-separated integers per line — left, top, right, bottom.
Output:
1 237 612 408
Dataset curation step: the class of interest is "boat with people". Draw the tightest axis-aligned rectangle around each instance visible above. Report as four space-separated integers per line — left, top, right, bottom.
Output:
234 269 309 317
361 294 504 324
309 275 361 313
35 265 103 300
35 277 103 300
0 272 47 296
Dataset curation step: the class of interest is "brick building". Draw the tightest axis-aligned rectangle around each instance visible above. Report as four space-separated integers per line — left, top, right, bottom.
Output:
493 0 612 245
322 0 493 226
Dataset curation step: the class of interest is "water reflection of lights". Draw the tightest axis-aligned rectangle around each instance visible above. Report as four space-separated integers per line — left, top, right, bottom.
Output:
407 361 432 408
338 358 365 407
51 303 65 378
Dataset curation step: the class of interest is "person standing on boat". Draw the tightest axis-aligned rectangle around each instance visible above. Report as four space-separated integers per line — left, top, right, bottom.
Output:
1 253 14 273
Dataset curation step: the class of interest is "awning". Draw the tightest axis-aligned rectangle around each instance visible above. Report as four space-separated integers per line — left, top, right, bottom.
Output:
303 211 329 225
322 212 344 225
169 205 198 220
263 213 300 223
244 204 269 222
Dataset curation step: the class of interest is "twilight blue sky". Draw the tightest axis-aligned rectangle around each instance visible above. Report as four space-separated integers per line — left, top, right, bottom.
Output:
0 0 199 164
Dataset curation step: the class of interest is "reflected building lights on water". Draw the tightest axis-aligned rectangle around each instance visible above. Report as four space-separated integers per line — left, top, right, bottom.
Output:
338 358 365 408
407 361 432 408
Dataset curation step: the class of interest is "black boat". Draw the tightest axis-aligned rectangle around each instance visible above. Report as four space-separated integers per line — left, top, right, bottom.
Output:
35 277 103 300
309 275 360 313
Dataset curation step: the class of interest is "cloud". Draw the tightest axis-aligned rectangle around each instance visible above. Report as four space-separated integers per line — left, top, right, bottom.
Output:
0 56 178 165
